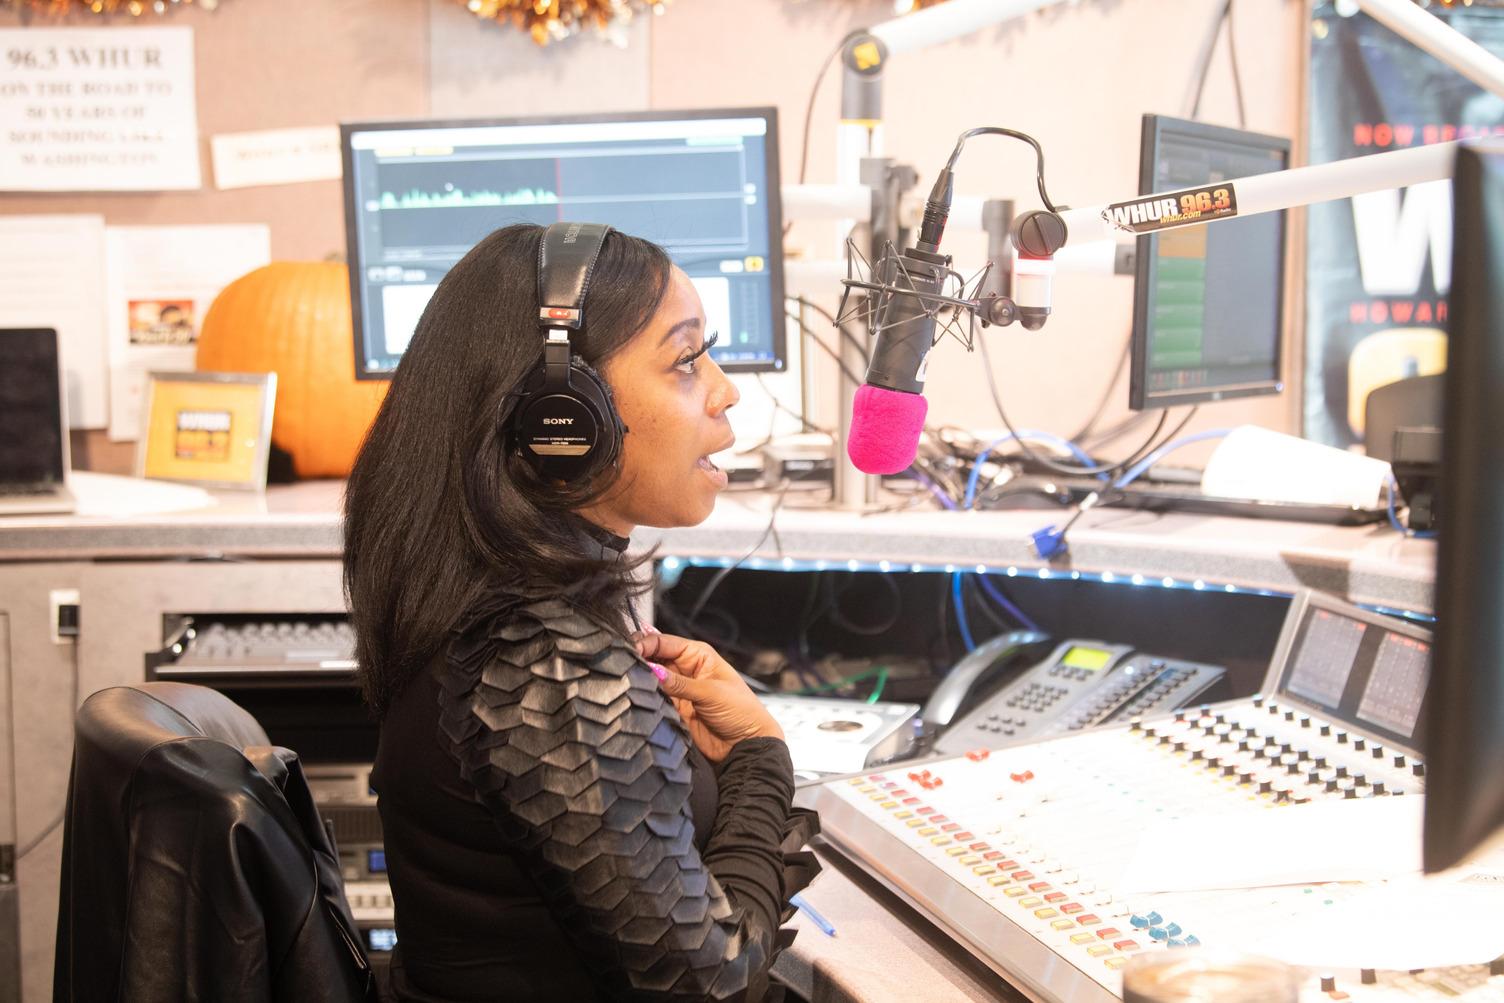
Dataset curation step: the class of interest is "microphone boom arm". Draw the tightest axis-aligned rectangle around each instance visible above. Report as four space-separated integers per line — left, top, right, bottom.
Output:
1058 139 1458 248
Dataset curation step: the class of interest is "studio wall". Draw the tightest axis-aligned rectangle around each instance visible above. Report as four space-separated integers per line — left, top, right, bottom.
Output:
0 0 1307 469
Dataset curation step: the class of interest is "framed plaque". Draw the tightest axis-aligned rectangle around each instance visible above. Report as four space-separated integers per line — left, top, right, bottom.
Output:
136 371 277 490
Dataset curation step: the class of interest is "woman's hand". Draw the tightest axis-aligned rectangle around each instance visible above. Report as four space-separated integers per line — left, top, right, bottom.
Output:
634 630 784 763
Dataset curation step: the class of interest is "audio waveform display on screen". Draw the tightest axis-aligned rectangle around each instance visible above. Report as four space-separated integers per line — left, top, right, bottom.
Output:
378 187 560 209
367 149 752 257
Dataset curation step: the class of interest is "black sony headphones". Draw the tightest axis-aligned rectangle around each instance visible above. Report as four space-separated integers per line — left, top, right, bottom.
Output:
509 222 627 484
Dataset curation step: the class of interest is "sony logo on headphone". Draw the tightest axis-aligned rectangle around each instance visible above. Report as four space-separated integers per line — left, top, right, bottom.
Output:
562 223 582 244
543 417 575 425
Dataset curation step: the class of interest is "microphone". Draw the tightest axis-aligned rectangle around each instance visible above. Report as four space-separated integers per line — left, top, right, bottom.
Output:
847 246 949 474
847 171 955 475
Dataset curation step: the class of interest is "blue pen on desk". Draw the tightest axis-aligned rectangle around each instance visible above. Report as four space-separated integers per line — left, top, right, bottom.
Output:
791 893 836 937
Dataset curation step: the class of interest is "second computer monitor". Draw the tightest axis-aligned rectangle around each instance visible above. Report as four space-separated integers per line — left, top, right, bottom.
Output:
341 107 786 379
1129 114 1289 410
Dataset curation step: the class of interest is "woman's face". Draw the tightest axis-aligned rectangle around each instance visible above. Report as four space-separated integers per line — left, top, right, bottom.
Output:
580 266 739 534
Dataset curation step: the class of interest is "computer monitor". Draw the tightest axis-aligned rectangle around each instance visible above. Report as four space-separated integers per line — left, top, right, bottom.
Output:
1423 139 1504 873
1129 114 1289 410
341 107 787 380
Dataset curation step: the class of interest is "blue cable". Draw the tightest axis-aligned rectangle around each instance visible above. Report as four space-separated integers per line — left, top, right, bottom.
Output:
958 431 1087 639
908 468 958 510
1029 428 1231 560
951 571 977 652
964 430 1102 509
1386 473 1437 539
1111 429 1232 489
976 574 1044 634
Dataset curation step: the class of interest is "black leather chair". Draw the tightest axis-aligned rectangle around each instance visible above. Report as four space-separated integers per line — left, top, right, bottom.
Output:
54 681 374 1002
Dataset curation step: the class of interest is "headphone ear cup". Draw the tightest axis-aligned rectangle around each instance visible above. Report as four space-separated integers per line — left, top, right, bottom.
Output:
565 358 625 472
508 358 623 483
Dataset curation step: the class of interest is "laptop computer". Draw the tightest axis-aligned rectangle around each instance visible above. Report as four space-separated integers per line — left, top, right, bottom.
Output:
0 327 77 515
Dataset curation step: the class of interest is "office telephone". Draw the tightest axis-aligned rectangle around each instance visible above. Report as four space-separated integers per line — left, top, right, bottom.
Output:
926 633 1228 755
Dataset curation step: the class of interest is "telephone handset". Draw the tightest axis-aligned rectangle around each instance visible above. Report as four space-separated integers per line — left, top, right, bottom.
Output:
921 630 1051 732
926 636 1228 755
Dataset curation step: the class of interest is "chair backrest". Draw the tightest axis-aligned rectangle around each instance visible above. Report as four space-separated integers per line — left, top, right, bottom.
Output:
55 682 373 1003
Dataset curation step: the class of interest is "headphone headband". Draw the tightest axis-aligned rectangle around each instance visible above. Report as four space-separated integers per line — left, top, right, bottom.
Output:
508 222 626 484
537 222 612 330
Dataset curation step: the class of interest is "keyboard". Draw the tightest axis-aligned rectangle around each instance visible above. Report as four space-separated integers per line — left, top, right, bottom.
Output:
167 618 357 673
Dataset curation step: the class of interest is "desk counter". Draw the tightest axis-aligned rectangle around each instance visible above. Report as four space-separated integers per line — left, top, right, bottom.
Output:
0 478 1436 614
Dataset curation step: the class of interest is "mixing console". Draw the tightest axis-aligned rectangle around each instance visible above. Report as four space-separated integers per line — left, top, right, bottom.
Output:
802 592 1504 1002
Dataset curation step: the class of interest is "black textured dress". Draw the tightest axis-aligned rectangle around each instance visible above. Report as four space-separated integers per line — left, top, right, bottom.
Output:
371 534 818 1002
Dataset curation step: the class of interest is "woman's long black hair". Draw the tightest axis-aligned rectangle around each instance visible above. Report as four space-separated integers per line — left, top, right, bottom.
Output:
343 223 672 715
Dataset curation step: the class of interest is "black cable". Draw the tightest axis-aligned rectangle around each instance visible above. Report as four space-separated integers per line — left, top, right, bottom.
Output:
753 371 834 437
787 295 870 367
945 126 1059 214
975 333 1169 479
796 39 846 188
825 573 903 636
911 453 965 505
17 634 79 862
936 570 954 669
784 309 864 390
796 572 824 665
1125 405 1199 482
963 575 1011 634
1225 0 1247 129
1190 0 1233 120
1068 331 1133 443
16 812 63 861
652 599 764 671
684 484 792 627
1082 409 1156 450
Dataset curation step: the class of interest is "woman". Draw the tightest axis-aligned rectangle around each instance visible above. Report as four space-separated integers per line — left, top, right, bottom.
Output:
344 222 817 1002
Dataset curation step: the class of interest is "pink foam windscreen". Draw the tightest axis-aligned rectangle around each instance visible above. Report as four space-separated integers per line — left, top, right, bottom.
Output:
846 383 929 475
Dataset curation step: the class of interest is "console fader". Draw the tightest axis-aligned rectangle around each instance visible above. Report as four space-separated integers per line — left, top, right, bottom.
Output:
802 592 1504 1003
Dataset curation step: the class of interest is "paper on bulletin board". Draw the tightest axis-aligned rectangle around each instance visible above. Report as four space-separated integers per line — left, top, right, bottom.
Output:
0 214 109 428
210 125 342 190
105 225 271 441
0 26 200 191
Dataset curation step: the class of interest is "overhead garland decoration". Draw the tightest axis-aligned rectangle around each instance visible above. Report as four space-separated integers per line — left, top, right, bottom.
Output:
457 0 670 46
0 0 219 14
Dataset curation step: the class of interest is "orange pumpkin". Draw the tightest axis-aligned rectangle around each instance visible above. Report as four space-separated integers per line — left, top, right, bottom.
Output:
196 262 387 479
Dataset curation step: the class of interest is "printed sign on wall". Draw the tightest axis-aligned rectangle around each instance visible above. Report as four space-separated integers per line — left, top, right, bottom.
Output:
0 26 200 190
1304 3 1504 448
